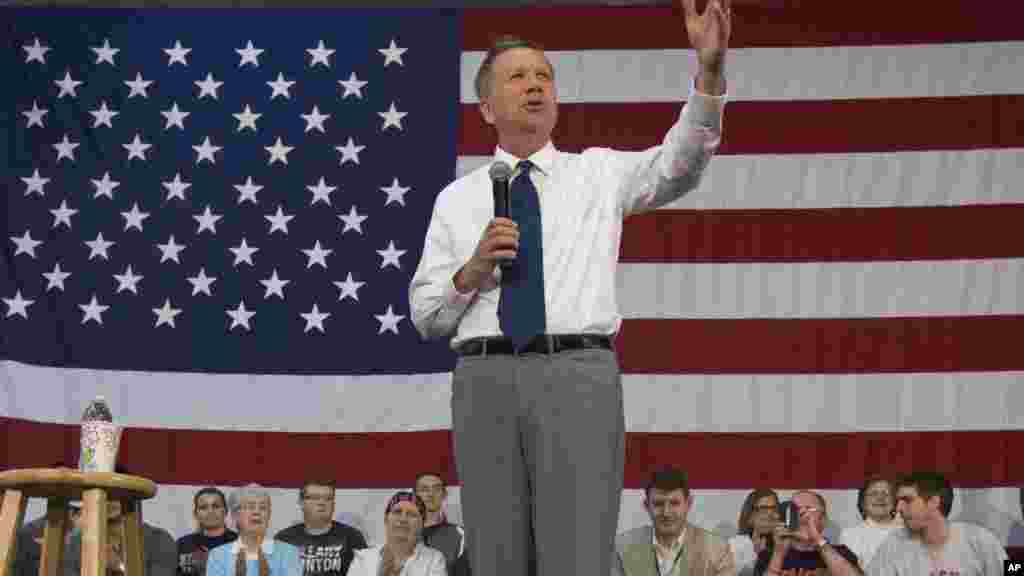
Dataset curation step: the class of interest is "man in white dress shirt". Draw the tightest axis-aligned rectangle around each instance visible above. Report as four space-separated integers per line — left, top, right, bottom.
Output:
408 1 731 574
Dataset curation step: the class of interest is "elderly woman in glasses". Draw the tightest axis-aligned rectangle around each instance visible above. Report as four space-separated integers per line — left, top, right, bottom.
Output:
345 492 445 576
206 484 302 576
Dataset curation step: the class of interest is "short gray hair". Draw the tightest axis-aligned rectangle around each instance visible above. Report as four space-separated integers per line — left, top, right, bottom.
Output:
228 483 272 515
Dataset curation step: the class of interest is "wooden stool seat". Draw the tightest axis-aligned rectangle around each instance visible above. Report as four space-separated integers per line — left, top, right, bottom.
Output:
0 468 157 576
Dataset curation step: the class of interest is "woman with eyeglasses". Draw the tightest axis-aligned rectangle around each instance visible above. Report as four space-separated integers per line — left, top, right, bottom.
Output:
729 489 782 576
345 492 445 576
206 484 303 576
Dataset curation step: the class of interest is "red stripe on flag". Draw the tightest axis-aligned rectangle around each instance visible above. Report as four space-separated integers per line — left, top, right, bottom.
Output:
458 96 1024 156
3 418 1020 489
462 3 1024 50
615 316 1024 374
620 205 1024 263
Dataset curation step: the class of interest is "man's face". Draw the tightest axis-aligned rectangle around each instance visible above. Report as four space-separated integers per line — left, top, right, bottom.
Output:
863 480 895 521
385 501 422 540
791 492 825 538
645 488 690 538
896 485 936 530
480 47 558 140
194 494 227 531
236 496 270 535
301 484 335 525
414 475 446 514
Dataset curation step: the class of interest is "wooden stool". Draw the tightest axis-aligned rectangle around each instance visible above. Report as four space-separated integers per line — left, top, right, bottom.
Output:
0 468 157 576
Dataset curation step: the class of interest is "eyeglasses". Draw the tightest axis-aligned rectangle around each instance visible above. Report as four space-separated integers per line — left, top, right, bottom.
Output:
240 503 269 513
752 505 778 513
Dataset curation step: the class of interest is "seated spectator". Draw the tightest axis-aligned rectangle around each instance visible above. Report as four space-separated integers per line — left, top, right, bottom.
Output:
345 492 445 576
866 471 1007 576
614 468 735 576
839 475 902 569
206 484 302 576
1008 486 1024 546
274 480 367 576
729 489 781 576
414 471 470 576
178 487 238 576
14 497 81 576
753 490 861 576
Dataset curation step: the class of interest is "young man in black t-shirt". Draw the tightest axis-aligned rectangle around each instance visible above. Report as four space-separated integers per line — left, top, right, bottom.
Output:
176 487 238 576
274 480 368 576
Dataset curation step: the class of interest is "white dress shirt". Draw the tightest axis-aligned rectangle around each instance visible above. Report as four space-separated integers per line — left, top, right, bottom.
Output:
409 81 727 347
344 543 446 576
654 527 687 576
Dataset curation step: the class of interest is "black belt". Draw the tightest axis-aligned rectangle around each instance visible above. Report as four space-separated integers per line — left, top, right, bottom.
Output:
456 334 613 357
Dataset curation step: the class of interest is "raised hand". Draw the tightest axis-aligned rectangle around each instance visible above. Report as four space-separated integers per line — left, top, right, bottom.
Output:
680 0 732 77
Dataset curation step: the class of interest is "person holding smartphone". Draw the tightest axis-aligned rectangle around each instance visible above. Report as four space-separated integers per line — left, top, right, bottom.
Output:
754 491 861 576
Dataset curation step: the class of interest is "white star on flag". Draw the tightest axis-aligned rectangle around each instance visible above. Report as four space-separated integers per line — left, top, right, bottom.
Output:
301 304 331 334
113 266 144 295
378 102 408 131
338 205 368 235
307 40 335 68
21 169 49 197
11 231 43 258
125 72 154 98
161 103 190 130
43 263 71 292
91 171 120 200
267 73 295 100
236 41 264 68
163 173 191 201
194 206 223 235
164 40 191 66
193 136 222 165
379 39 408 67
333 272 365 302
123 133 153 161
156 235 186 264
229 238 259 267
265 206 295 235
84 232 115 261
55 70 84 99
53 135 79 162
195 73 224 100
338 72 368 99
375 305 405 335
307 177 336 206
226 301 256 331
22 101 48 128
89 101 120 128
265 137 294 165
301 241 333 269
91 39 119 65
335 137 365 166
234 177 262 205
260 269 290 300
3 291 34 319
187 268 217 297
121 203 150 232
381 178 410 206
50 200 78 229
301 105 330 133
153 299 182 328
377 241 406 269
23 38 51 64
79 295 110 325
233 105 262 132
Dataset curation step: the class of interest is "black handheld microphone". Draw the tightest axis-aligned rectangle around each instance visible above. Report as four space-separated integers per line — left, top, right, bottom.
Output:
488 161 514 275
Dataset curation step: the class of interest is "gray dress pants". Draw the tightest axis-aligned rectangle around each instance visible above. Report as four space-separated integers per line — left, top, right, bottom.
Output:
451 347 625 576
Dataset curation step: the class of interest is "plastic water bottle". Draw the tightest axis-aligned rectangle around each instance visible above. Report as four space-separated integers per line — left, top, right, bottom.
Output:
82 396 114 423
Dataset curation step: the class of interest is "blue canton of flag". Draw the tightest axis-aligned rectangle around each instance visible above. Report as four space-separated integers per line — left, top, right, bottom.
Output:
1 8 461 374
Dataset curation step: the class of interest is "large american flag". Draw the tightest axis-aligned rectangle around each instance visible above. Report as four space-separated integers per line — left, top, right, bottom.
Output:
3 3 1023 546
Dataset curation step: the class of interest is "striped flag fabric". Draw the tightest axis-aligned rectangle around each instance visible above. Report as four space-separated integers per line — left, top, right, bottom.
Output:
3 2 1024 546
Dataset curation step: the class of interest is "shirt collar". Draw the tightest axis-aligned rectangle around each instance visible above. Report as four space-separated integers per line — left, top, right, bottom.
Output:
651 525 687 553
492 141 556 177
231 539 275 556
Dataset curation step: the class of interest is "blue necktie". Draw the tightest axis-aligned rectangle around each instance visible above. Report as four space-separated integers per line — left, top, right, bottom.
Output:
499 160 547 349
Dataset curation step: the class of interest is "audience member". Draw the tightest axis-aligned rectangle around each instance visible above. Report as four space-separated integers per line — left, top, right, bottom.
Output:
345 492 445 576
177 487 238 576
414 472 470 576
206 484 302 576
729 489 781 576
839 476 902 569
274 480 368 576
753 490 861 576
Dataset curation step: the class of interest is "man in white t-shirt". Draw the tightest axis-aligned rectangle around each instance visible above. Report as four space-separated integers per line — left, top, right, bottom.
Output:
867 471 1007 576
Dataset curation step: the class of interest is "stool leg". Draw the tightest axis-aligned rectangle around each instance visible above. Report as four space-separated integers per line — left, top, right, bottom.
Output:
121 504 143 576
39 498 69 576
81 489 108 576
0 490 28 576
